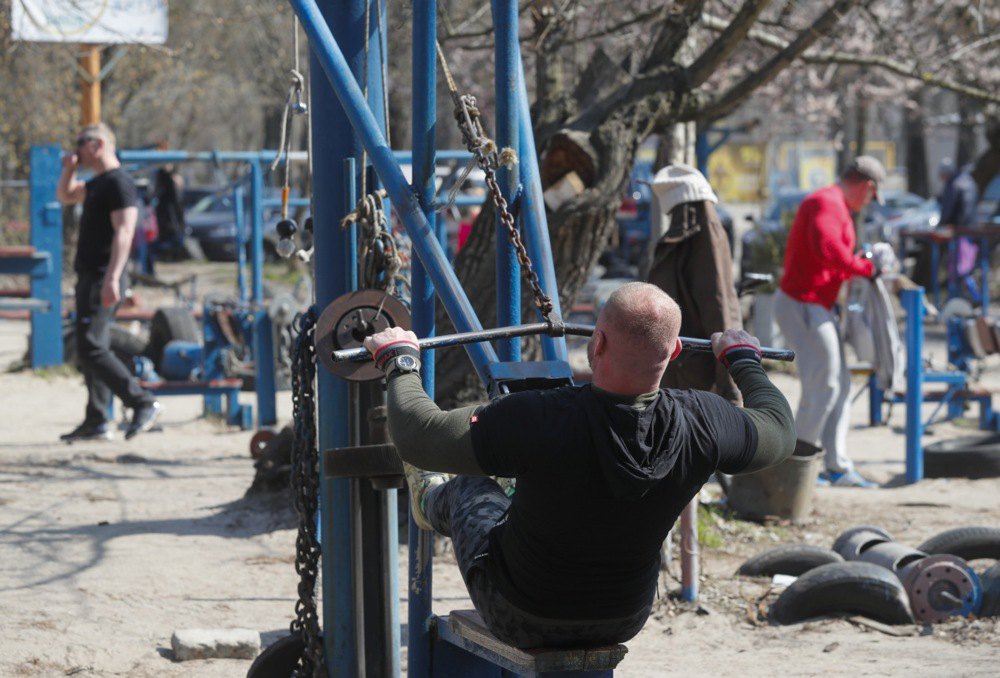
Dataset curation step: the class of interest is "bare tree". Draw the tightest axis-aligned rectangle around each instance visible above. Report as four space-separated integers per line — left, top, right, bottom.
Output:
433 0 996 401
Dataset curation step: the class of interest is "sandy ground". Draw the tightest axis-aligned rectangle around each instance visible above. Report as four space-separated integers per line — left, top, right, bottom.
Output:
1 265 998 677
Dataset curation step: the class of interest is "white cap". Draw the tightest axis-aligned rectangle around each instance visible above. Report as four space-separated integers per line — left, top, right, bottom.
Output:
650 164 718 220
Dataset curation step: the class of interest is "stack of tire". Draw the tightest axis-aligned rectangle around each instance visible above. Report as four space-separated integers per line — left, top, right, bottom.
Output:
736 526 1000 625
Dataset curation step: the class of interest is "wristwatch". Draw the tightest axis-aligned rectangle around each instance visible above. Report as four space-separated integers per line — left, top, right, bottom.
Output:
385 353 421 378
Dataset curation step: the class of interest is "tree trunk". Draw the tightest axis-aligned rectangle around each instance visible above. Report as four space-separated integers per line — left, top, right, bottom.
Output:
433 110 650 405
971 117 1000 194
853 97 868 157
955 97 981 167
905 91 929 197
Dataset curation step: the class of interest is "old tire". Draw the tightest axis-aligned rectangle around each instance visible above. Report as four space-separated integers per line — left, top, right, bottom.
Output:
917 527 1000 562
737 545 844 577
770 561 915 625
832 525 894 560
109 325 147 368
979 562 1000 618
250 429 277 459
924 435 1000 479
146 307 200 370
245 631 306 678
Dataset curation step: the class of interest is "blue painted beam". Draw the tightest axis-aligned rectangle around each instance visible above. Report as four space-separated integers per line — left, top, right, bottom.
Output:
290 0 500 381
492 0 521 362
515 50 567 361
408 2 436 676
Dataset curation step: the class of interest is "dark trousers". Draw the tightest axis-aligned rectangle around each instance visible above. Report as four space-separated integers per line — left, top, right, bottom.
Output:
75 272 153 425
426 477 650 649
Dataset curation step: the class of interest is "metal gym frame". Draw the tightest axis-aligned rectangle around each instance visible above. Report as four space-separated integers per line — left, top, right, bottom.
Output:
292 0 698 676
0 145 63 368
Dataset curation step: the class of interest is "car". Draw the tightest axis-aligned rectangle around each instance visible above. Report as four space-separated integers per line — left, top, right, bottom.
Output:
879 198 940 256
185 189 311 262
185 191 240 261
870 189 927 222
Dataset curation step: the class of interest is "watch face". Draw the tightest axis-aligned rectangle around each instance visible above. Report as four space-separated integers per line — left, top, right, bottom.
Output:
397 355 418 371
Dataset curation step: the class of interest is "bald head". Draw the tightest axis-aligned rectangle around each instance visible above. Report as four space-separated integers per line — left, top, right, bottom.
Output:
588 283 682 393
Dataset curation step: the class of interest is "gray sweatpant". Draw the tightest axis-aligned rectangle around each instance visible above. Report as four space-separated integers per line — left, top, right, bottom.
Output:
773 289 854 473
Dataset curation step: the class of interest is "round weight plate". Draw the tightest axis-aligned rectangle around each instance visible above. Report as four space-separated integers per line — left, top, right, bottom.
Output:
249 429 276 459
902 554 981 623
315 290 411 382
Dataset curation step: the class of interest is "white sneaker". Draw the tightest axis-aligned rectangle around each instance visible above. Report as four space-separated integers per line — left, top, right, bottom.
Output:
403 462 447 531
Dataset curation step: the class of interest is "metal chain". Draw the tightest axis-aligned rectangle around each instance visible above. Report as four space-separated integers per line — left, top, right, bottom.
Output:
289 307 324 677
435 41 555 321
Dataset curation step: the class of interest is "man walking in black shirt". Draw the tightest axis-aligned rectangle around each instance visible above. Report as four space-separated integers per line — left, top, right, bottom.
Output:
57 123 161 442
363 282 795 648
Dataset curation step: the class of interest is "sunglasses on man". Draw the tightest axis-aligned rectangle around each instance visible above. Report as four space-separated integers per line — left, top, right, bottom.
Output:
76 136 99 148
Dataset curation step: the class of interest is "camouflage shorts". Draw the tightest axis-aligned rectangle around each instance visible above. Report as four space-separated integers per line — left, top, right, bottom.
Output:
426 476 650 649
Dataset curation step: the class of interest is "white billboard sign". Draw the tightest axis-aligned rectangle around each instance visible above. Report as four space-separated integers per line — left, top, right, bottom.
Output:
12 0 169 44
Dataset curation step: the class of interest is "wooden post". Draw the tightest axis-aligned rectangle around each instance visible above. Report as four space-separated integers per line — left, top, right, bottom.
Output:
80 45 101 125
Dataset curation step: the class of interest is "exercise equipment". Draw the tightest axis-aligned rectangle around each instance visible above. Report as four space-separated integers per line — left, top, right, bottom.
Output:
278 0 770 674
830 526 982 623
0 145 64 368
864 287 1000 483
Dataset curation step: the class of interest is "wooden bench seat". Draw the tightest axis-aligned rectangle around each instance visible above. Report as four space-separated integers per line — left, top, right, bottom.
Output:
436 610 627 677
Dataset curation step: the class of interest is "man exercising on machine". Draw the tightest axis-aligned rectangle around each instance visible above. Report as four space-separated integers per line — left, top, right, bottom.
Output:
364 282 795 648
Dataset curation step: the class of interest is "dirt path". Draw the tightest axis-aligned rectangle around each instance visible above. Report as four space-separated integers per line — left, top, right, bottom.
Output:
1 295 998 676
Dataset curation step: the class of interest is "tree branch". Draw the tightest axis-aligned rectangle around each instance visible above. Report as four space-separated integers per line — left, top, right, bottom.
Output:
700 12 1000 105
687 0 772 87
642 0 709 70
692 0 863 122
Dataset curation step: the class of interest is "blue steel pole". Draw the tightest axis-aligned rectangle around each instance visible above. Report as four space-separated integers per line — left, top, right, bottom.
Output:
372 4 401 673
291 0 500 380
249 159 277 426
515 51 567 362
904 288 924 483
695 130 710 177
29 145 63 367
492 0 521 362
234 184 247 304
310 0 359 672
249 160 265 305
408 3 436 676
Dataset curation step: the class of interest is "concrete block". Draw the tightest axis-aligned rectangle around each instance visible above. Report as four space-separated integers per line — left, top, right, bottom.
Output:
171 628 261 661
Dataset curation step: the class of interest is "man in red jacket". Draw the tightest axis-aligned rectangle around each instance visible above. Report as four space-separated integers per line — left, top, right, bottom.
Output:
774 156 894 487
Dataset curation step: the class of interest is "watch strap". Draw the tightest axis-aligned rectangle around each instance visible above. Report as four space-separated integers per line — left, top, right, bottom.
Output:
385 354 422 379
373 340 420 371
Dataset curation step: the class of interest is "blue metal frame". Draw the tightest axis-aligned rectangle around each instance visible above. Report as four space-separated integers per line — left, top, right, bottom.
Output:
117 148 280 427
492 0 521 362
292 0 500 382
0 145 63 368
290 1 605 675
903 288 924 483
408 1 437 675
28 145 63 367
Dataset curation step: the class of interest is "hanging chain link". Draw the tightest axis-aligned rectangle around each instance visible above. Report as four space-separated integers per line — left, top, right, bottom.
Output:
435 42 555 321
289 307 324 677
